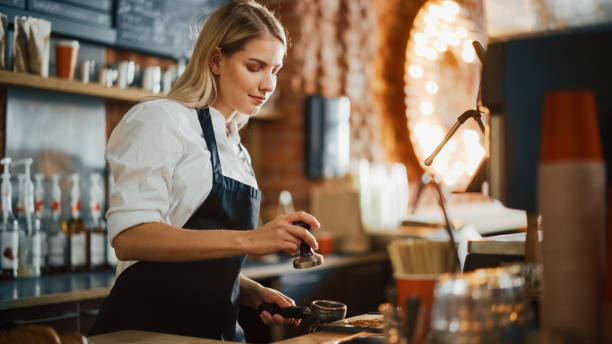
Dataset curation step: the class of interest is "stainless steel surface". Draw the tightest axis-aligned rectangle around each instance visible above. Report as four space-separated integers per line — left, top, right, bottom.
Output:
0 270 115 310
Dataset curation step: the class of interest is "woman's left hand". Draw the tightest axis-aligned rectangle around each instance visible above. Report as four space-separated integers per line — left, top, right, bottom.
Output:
256 287 301 326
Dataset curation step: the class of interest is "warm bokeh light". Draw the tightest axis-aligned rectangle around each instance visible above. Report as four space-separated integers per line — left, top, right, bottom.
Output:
425 81 439 94
415 44 427 56
420 101 434 115
443 0 460 15
456 26 468 39
440 30 460 47
404 0 487 190
429 4 442 17
425 47 438 60
409 65 424 78
414 32 427 44
434 38 448 52
461 40 476 63
425 24 438 38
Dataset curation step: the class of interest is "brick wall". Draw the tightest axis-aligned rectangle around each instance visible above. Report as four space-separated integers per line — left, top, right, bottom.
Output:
251 0 382 220
372 0 427 186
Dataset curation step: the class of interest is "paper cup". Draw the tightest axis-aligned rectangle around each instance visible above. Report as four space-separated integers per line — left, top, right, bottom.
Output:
316 232 335 255
56 40 79 80
395 274 438 339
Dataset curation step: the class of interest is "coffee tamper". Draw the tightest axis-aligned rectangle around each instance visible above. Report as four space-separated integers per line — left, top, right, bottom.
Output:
292 221 324 269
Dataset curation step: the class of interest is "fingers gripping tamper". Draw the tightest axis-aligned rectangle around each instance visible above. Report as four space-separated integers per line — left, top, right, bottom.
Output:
292 221 324 269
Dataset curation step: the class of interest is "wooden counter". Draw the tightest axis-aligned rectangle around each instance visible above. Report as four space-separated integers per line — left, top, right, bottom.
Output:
89 329 380 344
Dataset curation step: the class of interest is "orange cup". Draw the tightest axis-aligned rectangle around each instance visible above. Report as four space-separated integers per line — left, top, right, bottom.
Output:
316 232 335 255
56 40 79 80
395 274 438 340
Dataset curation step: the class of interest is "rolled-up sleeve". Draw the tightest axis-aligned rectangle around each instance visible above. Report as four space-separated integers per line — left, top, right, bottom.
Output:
105 102 183 245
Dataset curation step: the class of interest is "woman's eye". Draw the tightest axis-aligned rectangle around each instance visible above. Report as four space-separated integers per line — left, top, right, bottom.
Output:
247 66 260 72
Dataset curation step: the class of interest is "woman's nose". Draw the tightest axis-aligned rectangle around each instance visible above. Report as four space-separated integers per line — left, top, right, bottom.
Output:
259 73 275 92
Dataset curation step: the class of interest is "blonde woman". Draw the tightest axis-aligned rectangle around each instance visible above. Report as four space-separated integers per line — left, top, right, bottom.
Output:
89 1 320 340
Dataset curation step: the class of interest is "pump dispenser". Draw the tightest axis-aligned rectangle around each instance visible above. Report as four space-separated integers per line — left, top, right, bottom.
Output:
12 158 41 277
0 158 19 280
16 174 25 223
47 174 67 273
34 174 45 217
34 173 47 271
88 173 105 270
68 173 87 272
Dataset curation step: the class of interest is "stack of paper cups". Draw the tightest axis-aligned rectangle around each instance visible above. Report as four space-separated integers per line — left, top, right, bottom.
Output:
539 90 605 342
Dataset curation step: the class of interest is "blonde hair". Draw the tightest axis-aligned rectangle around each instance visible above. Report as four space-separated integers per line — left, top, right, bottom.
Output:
166 0 286 128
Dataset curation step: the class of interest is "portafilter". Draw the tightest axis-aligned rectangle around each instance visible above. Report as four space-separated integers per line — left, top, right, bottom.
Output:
257 299 347 324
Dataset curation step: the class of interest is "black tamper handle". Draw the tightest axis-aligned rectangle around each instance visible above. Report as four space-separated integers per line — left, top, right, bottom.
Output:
257 302 309 319
293 221 313 257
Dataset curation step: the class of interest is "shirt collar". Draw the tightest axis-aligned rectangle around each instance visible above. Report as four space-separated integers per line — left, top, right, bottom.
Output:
207 105 241 146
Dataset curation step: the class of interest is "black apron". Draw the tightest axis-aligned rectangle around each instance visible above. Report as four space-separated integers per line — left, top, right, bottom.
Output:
89 107 261 341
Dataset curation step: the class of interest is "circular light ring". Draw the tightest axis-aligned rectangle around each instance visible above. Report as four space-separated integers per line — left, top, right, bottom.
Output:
404 0 486 190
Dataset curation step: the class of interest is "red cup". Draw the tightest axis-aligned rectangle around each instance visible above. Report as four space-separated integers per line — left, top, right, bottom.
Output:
395 274 438 341
56 40 79 80
316 232 334 255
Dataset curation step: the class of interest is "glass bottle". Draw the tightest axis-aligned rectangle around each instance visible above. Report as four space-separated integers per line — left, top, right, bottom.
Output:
67 173 88 272
87 173 106 271
16 174 26 236
14 159 41 278
34 173 47 273
47 174 68 273
0 158 19 280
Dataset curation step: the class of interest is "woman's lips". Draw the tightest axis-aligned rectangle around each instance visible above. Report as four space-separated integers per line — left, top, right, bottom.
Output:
249 95 265 104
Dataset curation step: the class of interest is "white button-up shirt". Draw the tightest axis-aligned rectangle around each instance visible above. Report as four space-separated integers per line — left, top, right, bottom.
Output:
106 99 258 275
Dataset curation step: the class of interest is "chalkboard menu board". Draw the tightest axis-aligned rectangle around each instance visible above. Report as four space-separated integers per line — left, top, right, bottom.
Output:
116 0 227 58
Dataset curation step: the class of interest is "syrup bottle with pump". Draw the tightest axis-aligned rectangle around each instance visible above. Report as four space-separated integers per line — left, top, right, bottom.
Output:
13 158 41 278
0 158 19 280
16 174 25 231
47 174 68 273
34 173 47 273
87 173 106 270
67 173 88 272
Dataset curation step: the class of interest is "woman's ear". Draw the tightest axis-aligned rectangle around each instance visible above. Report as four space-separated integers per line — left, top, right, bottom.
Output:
209 47 222 76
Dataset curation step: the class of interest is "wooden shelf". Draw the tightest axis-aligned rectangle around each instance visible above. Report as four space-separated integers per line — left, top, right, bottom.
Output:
0 70 155 102
0 70 284 119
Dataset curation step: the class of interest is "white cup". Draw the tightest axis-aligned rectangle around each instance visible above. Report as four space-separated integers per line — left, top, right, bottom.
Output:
80 60 95 83
117 60 135 89
143 66 161 94
99 67 117 88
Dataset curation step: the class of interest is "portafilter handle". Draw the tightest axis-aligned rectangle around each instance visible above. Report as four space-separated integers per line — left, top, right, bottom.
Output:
257 302 310 319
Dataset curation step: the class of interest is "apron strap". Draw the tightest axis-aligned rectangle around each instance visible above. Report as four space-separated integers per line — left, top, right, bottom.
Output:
197 107 222 175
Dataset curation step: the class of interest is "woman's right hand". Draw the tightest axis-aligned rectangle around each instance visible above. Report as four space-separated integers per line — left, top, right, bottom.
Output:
245 211 320 255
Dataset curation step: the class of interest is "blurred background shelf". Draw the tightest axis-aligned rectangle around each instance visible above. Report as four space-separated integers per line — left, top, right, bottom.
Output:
0 71 155 102
0 71 284 120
